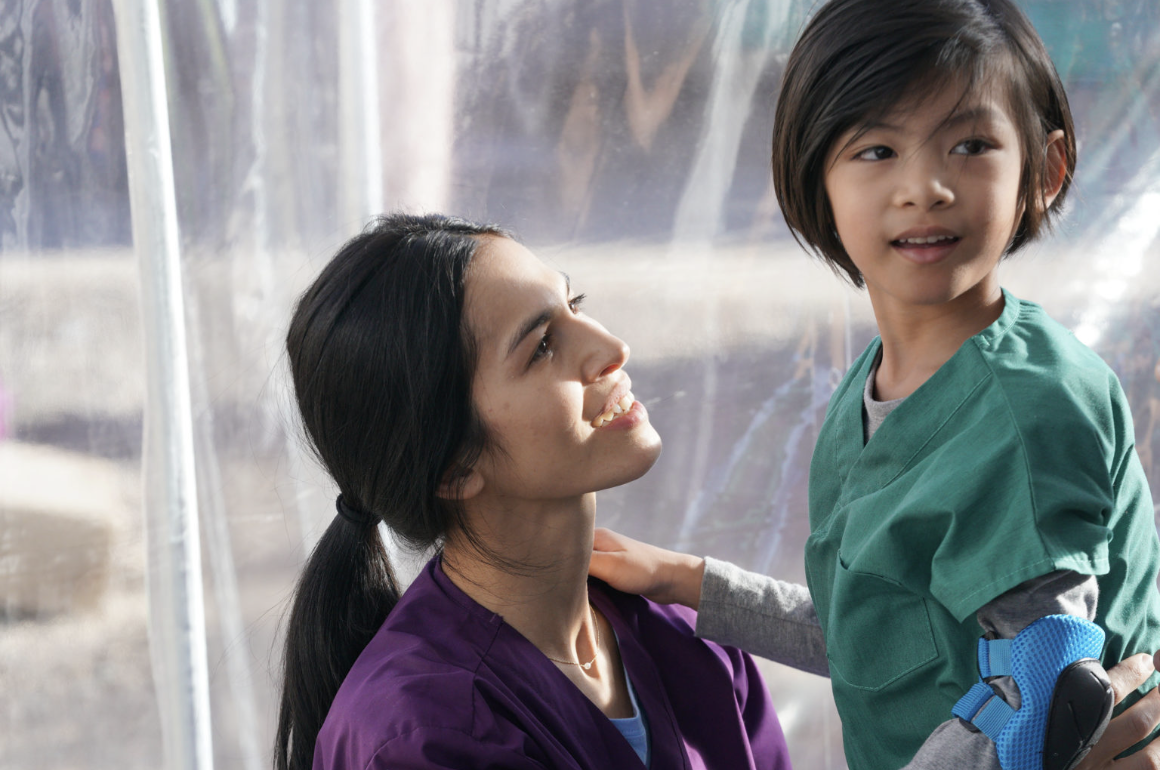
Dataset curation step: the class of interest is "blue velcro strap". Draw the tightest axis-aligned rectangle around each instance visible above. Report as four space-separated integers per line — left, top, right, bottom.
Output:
953 682 1016 741
979 638 1014 678
953 682 996 721
973 696 1017 741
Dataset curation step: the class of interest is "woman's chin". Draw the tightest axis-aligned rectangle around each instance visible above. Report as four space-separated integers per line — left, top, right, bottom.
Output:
598 431 663 491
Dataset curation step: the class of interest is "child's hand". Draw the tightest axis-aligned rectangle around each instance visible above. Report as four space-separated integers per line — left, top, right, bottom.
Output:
589 528 706 610
1075 651 1160 769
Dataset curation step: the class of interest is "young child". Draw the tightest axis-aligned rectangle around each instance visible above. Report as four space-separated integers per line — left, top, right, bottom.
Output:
590 0 1160 768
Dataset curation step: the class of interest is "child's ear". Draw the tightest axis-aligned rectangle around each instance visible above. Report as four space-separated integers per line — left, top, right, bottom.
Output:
1042 129 1068 209
437 466 484 501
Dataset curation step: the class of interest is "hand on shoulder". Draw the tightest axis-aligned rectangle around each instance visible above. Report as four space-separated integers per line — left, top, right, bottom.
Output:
589 528 705 609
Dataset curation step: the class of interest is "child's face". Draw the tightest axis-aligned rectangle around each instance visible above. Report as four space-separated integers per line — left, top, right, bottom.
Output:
823 86 1044 312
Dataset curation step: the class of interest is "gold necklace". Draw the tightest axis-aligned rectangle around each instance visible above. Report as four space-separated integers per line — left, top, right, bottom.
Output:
543 604 601 671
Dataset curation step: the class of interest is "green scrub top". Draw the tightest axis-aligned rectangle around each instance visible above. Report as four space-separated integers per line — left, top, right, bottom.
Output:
804 290 1160 770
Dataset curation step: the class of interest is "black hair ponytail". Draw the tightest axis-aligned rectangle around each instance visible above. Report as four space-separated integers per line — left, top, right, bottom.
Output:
274 214 507 770
274 513 397 770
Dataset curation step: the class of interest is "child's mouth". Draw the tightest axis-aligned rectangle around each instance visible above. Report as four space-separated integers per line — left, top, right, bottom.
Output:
891 235 961 263
891 234 960 247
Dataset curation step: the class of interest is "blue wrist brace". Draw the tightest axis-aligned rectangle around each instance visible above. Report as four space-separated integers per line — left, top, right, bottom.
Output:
952 615 1113 770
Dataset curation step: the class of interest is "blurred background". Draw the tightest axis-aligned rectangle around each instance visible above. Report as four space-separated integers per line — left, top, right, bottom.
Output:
1 0 1158 768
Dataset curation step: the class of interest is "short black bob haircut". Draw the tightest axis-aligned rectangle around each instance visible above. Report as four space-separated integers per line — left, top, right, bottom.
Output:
771 0 1077 287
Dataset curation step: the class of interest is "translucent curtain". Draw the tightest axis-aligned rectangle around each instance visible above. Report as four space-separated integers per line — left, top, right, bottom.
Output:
112 1 213 769
1 2 1157 768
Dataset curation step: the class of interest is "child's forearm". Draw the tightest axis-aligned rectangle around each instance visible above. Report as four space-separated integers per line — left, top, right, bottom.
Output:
695 557 829 675
903 720 1001 770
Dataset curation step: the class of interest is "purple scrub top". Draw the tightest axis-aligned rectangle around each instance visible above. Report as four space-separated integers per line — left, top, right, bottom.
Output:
314 557 791 769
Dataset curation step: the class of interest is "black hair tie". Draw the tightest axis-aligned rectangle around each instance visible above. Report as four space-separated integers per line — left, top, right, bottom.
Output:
335 495 374 527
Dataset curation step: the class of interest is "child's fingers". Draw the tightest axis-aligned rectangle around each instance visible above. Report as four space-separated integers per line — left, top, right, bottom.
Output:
1077 655 1160 769
590 528 669 597
1108 654 1157 705
592 527 627 553
1114 684 1160 744
1116 727 1160 770
590 529 703 607
1098 685 1160 770
587 549 615 581
589 531 640 588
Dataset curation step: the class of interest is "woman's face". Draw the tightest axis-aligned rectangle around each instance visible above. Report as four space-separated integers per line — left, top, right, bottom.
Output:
463 237 662 502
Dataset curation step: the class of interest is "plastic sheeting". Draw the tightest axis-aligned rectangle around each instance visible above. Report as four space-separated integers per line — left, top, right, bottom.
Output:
1 1 1158 768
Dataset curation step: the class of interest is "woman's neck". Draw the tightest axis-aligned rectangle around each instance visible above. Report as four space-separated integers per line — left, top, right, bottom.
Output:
869 277 1004 401
442 492 632 717
441 492 598 664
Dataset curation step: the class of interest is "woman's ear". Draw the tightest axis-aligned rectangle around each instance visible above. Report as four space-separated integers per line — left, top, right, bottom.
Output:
1042 129 1068 210
437 466 484 501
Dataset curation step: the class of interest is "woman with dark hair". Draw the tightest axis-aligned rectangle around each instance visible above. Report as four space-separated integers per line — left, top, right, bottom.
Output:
274 212 790 770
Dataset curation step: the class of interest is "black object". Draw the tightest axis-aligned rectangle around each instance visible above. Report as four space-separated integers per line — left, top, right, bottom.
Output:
335 495 374 527
1043 658 1114 770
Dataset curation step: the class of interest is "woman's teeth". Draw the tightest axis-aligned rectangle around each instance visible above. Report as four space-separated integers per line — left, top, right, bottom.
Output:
593 393 635 427
896 235 956 245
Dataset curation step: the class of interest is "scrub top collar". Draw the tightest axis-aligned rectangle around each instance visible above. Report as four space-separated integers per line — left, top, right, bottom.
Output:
832 289 1023 506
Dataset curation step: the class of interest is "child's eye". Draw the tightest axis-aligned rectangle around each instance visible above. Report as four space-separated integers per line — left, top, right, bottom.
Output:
854 146 895 161
568 293 587 314
951 138 991 156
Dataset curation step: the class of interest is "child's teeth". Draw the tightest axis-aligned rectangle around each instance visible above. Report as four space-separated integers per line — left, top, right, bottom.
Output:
901 235 953 244
618 395 633 411
612 403 624 414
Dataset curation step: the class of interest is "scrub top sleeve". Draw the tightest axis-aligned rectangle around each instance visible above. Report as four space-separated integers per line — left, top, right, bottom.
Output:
927 436 1113 623
696 557 829 676
367 727 549 769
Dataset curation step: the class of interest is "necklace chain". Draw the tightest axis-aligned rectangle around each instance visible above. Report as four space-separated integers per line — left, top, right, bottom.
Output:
543 603 601 671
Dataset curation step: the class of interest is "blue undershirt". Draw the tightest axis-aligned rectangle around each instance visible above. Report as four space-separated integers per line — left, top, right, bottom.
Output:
608 634 650 767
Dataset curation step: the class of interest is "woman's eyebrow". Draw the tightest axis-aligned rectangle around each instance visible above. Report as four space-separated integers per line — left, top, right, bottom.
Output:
505 272 571 358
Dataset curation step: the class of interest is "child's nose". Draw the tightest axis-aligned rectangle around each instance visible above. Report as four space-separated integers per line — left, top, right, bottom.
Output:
892 158 955 210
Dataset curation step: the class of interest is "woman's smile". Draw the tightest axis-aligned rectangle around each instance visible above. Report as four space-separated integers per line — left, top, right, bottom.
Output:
589 379 635 427
592 397 648 430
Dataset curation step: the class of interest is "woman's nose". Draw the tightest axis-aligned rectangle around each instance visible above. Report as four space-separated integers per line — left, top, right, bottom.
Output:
582 321 630 382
